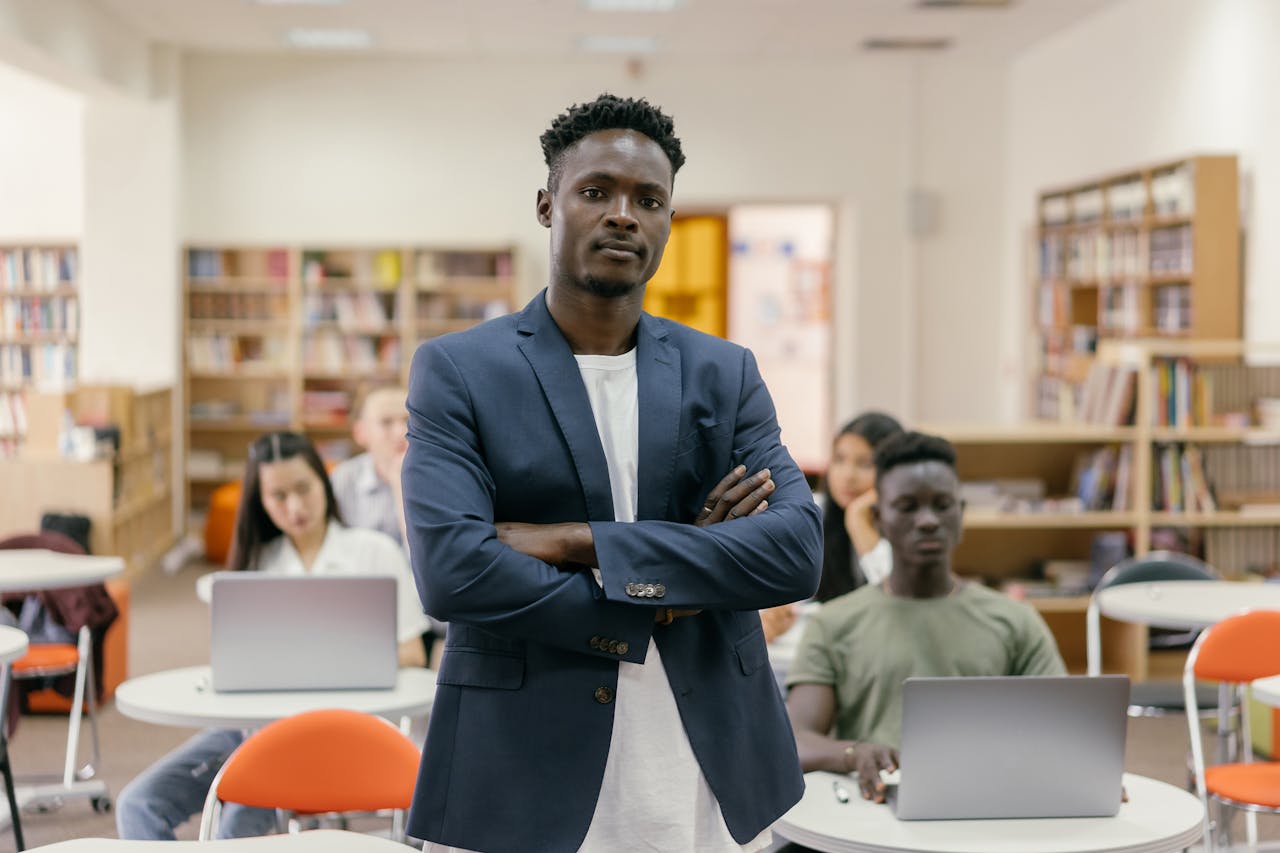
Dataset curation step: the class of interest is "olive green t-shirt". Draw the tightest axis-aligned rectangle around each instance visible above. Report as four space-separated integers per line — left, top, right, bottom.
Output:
785 582 1066 749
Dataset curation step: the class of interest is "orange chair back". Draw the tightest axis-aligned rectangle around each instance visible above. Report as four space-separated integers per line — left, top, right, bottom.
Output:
215 709 420 815
1192 609 1280 684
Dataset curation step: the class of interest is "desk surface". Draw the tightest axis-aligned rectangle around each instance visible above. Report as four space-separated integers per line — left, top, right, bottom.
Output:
1095 580 1280 630
0 625 27 666
773 772 1203 853
115 665 437 729
27 829 412 851
0 550 124 593
1253 675 1280 708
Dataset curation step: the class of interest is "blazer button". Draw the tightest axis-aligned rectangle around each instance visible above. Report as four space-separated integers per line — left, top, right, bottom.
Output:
607 640 619 653
594 686 614 704
625 583 638 597
589 636 601 650
644 584 656 597
654 584 666 598
616 641 629 655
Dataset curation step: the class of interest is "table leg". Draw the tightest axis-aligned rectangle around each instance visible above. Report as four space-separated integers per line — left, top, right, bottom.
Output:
1214 681 1233 849
0 661 24 851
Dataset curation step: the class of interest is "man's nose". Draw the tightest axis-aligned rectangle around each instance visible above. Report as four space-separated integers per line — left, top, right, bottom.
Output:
605 198 638 231
915 509 940 530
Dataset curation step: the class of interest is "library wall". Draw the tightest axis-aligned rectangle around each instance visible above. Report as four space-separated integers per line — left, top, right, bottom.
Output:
0 62 82 239
180 52 920 424
1004 0 1280 417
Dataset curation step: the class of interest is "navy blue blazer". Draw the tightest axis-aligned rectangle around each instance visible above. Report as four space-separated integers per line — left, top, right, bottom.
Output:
403 290 822 852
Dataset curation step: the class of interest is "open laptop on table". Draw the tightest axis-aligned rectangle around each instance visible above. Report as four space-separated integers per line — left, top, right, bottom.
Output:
209 574 398 692
889 675 1129 820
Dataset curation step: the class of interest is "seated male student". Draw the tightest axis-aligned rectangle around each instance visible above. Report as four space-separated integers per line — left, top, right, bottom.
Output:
785 431 1066 803
330 385 446 662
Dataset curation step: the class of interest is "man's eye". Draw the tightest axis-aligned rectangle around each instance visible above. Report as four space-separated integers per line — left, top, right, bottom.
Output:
640 197 664 209
582 188 604 199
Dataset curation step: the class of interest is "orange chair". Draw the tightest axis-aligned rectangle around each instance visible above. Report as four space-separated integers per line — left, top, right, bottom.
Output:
198 709 421 842
204 481 242 567
1184 608 1280 849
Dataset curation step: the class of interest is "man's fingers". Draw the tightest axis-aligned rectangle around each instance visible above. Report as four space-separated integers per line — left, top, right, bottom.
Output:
749 500 768 516
727 479 774 519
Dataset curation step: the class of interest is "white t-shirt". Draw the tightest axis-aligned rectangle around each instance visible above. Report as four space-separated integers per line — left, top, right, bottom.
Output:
198 521 429 644
574 350 769 853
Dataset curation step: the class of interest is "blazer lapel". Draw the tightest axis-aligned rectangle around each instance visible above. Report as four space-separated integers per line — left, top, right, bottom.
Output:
516 292 615 522
635 313 681 521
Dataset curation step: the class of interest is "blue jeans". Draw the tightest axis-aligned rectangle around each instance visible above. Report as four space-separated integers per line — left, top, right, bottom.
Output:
115 728 277 840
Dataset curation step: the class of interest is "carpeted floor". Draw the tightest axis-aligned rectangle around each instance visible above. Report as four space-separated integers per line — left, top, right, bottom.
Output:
2 562 1278 851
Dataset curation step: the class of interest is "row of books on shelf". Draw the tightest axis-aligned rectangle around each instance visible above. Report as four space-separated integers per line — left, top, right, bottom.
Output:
1039 167 1194 227
190 292 289 322
1 343 75 389
1100 285 1140 333
188 249 289 281
303 292 393 330
187 335 288 372
302 390 352 426
189 396 291 426
1074 359 1215 427
1077 363 1138 426
0 390 27 442
301 334 400 374
421 251 514 281
302 250 402 288
1039 228 1188 282
1 248 77 290
1 296 79 336
418 297 510 323
1152 284 1192 333
1154 443 1216 512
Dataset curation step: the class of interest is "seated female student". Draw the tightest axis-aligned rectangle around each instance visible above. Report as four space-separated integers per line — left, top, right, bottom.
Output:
115 431 429 841
761 412 903 642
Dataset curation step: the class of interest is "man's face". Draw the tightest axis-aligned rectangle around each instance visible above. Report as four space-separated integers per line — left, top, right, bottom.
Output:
354 389 408 469
875 461 964 568
538 129 674 298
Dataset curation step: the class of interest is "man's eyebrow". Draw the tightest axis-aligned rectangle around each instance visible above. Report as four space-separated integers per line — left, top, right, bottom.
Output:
574 172 669 196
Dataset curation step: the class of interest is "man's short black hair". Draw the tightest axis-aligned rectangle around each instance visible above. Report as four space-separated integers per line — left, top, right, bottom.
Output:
540 93 686 191
874 431 958 485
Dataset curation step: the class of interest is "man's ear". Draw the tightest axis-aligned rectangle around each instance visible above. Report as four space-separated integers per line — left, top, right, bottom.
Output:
536 188 552 228
352 419 370 450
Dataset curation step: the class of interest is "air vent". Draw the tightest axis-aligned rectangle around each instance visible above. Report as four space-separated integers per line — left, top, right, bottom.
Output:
917 0 1012 8
863 37 952 51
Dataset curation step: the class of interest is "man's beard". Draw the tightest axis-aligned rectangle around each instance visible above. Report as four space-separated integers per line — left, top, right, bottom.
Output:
582 276 640 299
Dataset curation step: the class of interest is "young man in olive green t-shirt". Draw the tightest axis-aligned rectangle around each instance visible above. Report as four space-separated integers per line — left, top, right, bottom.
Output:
785 432 1065 802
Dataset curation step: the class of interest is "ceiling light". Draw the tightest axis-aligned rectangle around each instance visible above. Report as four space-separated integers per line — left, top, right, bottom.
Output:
252 0 346 6
917 0 1011 7
578 35 661 53
284 28 374 50
584 0 682 11
863 37 952 51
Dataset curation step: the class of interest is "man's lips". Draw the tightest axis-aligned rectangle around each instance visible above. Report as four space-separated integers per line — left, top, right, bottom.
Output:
597 240 641 260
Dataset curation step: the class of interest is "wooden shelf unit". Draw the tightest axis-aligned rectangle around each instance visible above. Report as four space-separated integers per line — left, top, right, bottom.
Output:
1032 155 1240 422
1 244 80 458
930 340 1280 678
0 385 175 579
183 244 517 527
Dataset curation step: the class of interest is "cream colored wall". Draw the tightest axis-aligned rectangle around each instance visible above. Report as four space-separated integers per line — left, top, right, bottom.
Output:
1003 0 1280 418
0 62 82 240
180 52 920 425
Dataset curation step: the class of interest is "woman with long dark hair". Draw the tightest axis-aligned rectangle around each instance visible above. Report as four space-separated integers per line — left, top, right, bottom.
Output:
116 431 429 841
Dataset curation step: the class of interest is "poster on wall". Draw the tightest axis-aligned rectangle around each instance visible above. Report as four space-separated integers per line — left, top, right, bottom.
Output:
728 205 833 474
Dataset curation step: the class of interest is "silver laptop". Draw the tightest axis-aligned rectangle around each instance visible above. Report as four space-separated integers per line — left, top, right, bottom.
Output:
890 675 1129 820
209 574 398 692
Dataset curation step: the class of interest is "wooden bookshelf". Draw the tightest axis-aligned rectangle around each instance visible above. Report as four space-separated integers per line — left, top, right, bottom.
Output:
1032 155 1240 422
929 340 1280 678
0 244 80 457
0 385 175 579
183 244 517 529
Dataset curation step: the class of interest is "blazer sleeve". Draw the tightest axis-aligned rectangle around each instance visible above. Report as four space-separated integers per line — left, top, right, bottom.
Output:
402 340 654 663
590 348 823 611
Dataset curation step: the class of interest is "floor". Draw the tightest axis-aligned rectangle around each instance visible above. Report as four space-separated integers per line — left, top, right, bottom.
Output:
2 561 1278 851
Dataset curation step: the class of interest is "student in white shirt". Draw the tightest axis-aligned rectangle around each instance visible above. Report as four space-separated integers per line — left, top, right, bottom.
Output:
329 386 409 545
116 431 429 841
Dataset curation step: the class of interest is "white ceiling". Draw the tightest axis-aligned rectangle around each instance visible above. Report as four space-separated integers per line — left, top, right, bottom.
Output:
89 0 1118 60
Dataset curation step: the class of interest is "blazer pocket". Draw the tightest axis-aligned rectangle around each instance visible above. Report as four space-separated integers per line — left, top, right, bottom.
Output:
674 418 733 457
436 648 525 690
733 627 769 676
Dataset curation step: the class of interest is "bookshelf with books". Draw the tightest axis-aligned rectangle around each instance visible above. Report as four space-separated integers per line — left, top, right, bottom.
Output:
929 339 1280 679
0 244 79 455
184 244 517 528
1032 156 1239 422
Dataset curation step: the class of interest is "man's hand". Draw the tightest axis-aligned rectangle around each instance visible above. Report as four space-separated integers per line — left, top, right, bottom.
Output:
495 522 591 567
695 465 774 527
845 742 899 803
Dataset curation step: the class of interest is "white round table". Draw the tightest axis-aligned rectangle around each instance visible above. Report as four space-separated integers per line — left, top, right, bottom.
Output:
1095 580 1280 630
774 771 1204 853
26 828 412 851
0 626 28 667
0 549 125 592
115 666 437 729
1252 675 1280 708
